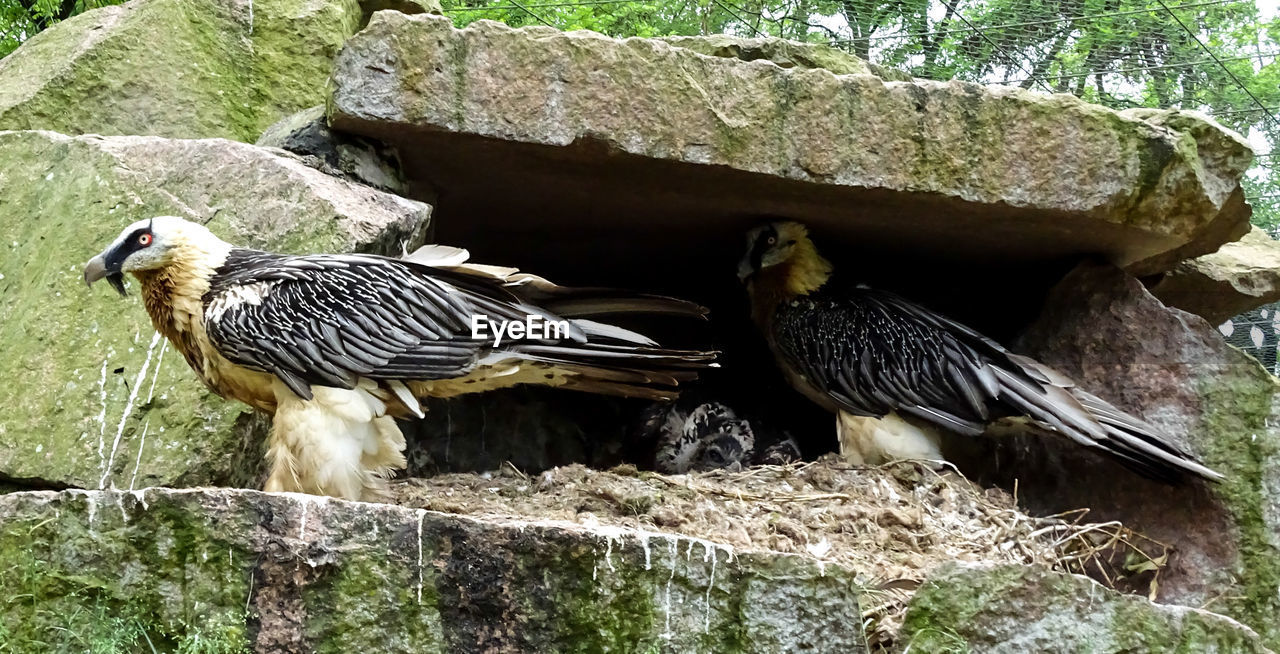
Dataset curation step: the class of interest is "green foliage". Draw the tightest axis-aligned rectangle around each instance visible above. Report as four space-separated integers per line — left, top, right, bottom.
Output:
0 0 124 56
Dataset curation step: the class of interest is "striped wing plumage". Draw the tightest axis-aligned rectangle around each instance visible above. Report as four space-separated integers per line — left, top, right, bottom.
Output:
771 288 1221 482
203 249 713 401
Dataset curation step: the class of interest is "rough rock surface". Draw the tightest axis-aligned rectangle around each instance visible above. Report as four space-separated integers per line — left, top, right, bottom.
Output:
257 105 407 193
901 563 1275 653
361 0 443 16
0 130 431 491
1151 226 1280 324
331 14 1252 275
656 34 912 80
0 487 866 653
957 262 1280 645
0 0 364 142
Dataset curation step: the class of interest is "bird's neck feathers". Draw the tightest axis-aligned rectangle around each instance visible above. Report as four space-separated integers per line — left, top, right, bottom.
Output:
748 236 833 320
133 228 232 341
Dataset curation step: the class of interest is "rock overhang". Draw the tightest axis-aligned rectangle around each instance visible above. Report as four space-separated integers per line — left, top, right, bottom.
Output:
329 12 1255 295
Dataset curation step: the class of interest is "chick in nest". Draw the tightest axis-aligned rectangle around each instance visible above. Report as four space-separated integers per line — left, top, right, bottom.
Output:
634 396 802 473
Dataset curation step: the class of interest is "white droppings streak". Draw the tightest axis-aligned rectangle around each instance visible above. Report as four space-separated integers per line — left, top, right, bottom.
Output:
641 533 652 571
128 420 150 491
86 493 98 530
102 332 163 489
146 339 168 404
95 360 108 470
416 509 426 605
704 546 718 634
661 537 678 641
603 534 616 572
298 500 309 541
130 488 149 511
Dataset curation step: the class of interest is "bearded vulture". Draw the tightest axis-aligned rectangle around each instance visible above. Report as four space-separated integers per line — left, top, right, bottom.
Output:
737 220 1222 483
84 216 716 500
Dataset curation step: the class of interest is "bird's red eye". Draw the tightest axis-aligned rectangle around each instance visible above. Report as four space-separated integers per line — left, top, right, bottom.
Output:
138 233 153 246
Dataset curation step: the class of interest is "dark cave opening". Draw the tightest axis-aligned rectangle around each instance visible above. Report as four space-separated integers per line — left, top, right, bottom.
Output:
374 129 1128 476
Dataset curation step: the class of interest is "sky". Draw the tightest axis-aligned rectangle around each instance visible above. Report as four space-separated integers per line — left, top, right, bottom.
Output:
1261 0 1278 20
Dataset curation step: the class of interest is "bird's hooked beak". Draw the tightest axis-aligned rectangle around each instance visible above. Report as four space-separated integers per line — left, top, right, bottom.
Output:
83 253 127 297
736 256 755 283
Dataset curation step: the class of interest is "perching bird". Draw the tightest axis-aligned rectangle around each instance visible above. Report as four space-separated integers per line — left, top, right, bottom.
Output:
636 397 802 473
737 221 1222 483
84 216 716 500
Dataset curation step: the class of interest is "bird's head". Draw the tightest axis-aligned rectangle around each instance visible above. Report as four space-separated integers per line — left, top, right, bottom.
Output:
83 216 221 296
737 221 832 297
692 433 748 472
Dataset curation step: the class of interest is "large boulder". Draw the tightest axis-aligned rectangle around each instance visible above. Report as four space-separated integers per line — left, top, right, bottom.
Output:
0 130 430 491
957 262 1280 644
901 563 1274 653
0 0 364 142
1151 226 1280 324
330 14 1252 277
257 105 408 194
0 488 866 652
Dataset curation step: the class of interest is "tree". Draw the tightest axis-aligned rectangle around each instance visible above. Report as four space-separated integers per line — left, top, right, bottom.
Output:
0 0 122 56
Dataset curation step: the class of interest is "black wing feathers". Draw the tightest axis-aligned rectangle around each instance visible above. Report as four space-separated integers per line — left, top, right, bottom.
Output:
771 287 1221 482
203 249 714 402
774 290 998 433
205 250 488 398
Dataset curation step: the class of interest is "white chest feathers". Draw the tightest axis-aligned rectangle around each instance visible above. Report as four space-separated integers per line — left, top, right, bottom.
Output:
836 410 944 466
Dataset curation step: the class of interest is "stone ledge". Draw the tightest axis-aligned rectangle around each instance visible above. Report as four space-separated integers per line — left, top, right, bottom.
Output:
331 14 1252 275
0 487 866 653
1151 226 1280 324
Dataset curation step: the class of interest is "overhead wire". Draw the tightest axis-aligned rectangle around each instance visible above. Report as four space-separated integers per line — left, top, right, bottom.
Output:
1155 0 1280 129
442 0 1279 232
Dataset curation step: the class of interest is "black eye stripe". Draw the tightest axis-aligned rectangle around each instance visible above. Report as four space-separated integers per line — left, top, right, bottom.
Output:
749 226 779 269
125 227 150 243
104 227 154 269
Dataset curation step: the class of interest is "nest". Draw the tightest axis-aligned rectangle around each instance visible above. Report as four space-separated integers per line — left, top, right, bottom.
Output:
390 457 1167 651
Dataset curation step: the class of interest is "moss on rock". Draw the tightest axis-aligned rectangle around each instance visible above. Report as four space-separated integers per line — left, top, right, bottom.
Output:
0 0 364 141
1009 262 1280 647
0 491 254 652
0 489 866 653
0 130 430 492
901 563 1275 653
1194 362 1280 643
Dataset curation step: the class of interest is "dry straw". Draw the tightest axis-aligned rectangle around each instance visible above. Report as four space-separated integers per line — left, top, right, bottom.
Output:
393 458 1167 650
